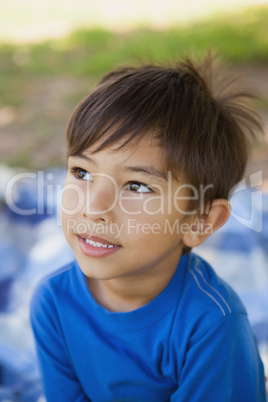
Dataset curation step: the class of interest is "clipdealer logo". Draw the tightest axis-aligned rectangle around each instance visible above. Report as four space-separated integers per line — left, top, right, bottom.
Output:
230 171 263 233
66 218 213 237
4 169 264 232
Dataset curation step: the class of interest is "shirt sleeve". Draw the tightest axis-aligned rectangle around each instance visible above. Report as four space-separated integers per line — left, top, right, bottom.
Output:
30 285 90 402
170 313 266 402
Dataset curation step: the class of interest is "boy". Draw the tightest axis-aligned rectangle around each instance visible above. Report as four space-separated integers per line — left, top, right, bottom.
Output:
30 55 266 401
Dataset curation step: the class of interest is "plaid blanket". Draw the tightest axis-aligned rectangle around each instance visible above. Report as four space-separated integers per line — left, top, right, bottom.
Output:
0 166 267 401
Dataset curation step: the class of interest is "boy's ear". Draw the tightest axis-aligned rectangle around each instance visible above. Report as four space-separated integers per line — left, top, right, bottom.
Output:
182 199 230 248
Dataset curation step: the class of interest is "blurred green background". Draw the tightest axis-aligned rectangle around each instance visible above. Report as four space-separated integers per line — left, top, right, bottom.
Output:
0 0 267 176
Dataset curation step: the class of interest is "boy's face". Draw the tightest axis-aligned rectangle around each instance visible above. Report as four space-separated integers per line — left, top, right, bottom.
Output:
61 136 193 282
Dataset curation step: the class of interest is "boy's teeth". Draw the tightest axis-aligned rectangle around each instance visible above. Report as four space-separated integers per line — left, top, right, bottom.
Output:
85 238 116 248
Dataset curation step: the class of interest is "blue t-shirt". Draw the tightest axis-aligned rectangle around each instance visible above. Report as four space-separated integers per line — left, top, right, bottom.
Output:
30 253 266 401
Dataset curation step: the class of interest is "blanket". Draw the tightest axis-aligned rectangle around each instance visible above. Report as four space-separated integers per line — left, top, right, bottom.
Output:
0 166 267 401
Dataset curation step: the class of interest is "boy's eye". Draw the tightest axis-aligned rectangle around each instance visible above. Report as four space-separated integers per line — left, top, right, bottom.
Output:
71 167 93 182
125 181 153 193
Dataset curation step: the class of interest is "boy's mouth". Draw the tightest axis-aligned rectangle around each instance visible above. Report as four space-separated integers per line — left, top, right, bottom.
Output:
78 234 121 258
78 234 120 248
84 238 117 248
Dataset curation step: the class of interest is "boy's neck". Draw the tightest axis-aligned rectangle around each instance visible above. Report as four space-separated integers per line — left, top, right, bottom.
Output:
86 247 183 313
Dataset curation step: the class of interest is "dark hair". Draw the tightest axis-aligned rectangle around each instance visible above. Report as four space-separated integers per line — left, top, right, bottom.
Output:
66 54 262 215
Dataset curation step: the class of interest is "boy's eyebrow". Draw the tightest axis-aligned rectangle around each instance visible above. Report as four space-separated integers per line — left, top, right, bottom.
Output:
124 166 168 181
72 153 168 181
74 153 96 164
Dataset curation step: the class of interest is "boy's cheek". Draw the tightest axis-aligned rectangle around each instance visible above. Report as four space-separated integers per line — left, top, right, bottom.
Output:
118 194 144 216
118 194 182 217
61 216 77 239
61 186 84 216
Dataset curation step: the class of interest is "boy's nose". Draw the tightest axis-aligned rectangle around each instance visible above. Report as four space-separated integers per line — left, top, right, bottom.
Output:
82 177 118 223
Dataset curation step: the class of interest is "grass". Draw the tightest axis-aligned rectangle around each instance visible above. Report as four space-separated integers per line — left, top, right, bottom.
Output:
1 7 268 80
0 6 267 168
0 6 266 108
